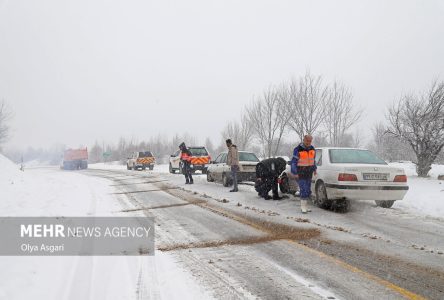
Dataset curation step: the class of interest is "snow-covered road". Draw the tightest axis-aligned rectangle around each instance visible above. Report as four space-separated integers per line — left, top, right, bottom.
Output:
1 158 444 299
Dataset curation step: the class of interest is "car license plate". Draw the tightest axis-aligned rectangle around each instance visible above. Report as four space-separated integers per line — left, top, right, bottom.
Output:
242 166 255 172
363 173 389 181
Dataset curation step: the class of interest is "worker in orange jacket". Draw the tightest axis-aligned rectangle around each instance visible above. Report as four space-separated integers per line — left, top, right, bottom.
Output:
179 142 193 184
291 135 317 213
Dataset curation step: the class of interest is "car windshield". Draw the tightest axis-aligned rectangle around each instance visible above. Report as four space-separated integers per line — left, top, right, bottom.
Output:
189 148 208 156
139 151 153 157
239 152 259 162
329 149 387 164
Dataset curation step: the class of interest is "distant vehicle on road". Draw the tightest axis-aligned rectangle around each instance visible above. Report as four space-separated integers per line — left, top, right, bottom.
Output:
62 148 88 170
169 146 211 174
279 147 409 210
207 151 259 187
127 151 155 170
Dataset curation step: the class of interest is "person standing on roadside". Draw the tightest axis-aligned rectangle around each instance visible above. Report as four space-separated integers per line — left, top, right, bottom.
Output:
179 142 193 184
291 135 317 213
226 139 239 192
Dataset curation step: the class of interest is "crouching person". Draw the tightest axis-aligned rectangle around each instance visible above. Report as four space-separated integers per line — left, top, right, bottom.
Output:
255 157 286 200
291 135 317 213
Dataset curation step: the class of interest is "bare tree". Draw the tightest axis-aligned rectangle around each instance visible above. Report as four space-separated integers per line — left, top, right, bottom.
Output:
287 72 328 141
323 81 362 146
367 122 414 162
387 80 444 177
0 100 12 148
246 86 291 157
221 112 254 151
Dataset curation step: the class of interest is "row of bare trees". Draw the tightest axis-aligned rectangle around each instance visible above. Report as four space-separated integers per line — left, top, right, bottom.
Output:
222 72 362 158
88 133 216 165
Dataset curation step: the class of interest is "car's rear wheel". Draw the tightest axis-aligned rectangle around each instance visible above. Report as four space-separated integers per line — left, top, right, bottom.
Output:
149 166 154 170
375 200 395 208
314 181 333 209
207 171 214 182
279 174 290 194
222 173 232 187
202 168 207 174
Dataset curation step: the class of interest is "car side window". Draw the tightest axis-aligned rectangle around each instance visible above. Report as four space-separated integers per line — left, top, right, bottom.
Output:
221 153 227 164
174 150 180 157
214 154 222 163
315 149 322 166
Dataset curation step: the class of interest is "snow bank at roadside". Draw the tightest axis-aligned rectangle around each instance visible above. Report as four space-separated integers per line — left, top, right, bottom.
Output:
388 162 444 219
389 161 444 178
0 154 123 216
394 177 444 219
0 153 22 182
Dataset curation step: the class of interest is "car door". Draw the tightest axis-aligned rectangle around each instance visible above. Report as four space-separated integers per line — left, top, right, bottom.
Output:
311 149 323 192
220 153 230 178
210 154 222 179
213 153 225 181
171 150 181 169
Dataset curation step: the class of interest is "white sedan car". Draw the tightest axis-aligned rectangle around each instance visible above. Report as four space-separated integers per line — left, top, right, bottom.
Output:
207 151 259 186
279 147 409 210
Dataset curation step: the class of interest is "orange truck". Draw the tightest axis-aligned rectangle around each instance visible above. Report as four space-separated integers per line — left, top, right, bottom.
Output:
62 148 88 170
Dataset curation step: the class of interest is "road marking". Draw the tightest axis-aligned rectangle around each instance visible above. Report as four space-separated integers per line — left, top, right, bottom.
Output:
269 259 341 300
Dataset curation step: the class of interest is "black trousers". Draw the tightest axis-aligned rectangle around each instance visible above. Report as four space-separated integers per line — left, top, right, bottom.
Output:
255 176 278 197
182 162 193 182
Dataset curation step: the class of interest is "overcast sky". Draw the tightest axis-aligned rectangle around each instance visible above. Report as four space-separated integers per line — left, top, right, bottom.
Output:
1 0 444 151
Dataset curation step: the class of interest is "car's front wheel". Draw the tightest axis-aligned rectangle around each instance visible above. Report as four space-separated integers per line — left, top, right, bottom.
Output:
375 200 395 208
207 171 214 182
222 173 232 187
314 181 333 209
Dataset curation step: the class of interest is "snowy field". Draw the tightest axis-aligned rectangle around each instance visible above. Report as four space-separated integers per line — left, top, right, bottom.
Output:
0 155 211 300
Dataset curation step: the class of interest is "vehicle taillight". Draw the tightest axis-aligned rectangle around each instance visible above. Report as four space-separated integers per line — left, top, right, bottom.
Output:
208 156 211 161
394 175 407 182
338 173 358 181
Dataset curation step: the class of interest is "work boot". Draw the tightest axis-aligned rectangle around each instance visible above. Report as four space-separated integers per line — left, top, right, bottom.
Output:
230 188 238 192
189 179 194 184
272 195 283 200
185 179 190 184
263 194 272 200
